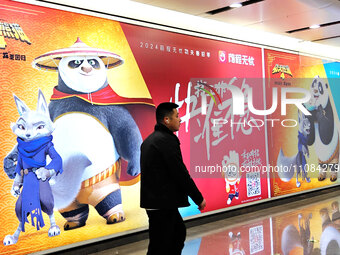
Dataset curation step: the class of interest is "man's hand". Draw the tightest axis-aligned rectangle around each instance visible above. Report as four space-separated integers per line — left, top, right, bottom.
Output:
198 198 206 211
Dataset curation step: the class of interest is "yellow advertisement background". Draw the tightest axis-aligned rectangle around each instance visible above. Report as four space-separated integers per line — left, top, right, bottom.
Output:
0 2 149 254
266 50 339 196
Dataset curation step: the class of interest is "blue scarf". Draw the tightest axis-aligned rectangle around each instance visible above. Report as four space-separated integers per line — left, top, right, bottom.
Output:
298 131 307 150
17 135 53 232
17 136 52 168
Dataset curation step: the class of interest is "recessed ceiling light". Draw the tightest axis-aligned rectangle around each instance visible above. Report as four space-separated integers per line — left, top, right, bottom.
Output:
309 24 320 29
230 3 243 8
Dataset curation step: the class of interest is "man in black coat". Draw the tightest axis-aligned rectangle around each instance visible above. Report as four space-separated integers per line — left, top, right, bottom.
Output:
140 102 206 255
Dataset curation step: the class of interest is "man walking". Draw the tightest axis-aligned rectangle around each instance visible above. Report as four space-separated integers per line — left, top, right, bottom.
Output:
140 102 206 255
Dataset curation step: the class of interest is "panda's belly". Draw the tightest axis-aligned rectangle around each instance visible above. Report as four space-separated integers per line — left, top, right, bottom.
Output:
315 123 339 162
53 112 119 181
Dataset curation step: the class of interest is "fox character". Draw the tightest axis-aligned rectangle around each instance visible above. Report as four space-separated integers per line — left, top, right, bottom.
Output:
277 110 311 187
3 90 63 246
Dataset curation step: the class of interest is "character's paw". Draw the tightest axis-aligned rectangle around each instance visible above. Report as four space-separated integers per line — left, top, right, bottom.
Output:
48 225 61 237
10 183 22 197
127 162 140 176
64 221 86 231
35 168 54 181
227 198 232 205
296 181 301 188
330 172 338 182
107 211 125 224
3 235 18 246
318 172 326 181
305 177 311 183
316 104 324 115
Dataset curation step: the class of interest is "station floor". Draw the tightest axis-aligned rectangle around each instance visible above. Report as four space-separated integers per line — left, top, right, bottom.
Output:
56 187 340 255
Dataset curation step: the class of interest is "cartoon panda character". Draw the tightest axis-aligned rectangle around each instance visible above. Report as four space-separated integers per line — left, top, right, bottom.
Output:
3 38 155 230
306 76 339 182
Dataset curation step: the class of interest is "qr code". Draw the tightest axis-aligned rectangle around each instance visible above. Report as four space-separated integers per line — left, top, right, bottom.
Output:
246 172 261 197
249 225 264 254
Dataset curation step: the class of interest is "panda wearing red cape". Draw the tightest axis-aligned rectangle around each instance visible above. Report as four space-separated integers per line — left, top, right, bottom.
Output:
30 38 155 230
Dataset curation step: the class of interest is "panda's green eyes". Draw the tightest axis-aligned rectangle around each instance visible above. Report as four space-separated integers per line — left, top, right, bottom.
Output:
88 59 100 69
68 60 84 68
67 59 100 69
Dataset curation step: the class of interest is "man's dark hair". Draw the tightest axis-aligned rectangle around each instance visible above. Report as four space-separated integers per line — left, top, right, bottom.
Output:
156 102 179 124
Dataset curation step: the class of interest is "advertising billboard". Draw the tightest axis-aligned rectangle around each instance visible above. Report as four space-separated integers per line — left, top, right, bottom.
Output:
0 0 339 253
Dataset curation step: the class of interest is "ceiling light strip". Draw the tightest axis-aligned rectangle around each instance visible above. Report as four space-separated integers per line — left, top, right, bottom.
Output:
206 0 264 15
287 20 340 34
312 35 340 42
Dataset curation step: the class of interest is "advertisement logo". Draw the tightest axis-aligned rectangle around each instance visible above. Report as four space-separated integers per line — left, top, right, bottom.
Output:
218 50 226 63
0 22 31 49
272 64 293 80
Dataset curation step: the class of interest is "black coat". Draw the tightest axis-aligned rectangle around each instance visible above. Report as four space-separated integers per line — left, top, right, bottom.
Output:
140 124 203 209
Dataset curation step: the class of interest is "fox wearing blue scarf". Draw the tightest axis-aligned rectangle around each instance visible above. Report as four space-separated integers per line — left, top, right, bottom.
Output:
277 110 311 188
3 90 63 246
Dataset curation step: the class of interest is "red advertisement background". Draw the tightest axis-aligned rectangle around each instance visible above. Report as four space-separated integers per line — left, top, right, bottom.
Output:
121 23 269 212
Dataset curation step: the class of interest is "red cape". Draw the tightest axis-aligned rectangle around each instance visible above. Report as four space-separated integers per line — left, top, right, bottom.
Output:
50 85 154 106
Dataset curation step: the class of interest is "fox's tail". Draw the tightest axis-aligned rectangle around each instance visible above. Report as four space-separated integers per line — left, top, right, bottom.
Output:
49 154 91 209
276 149 298 182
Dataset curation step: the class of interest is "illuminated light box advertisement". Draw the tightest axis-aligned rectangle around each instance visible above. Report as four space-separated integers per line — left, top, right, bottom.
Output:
0 1 154 254
0 0 339 254
0 1 269 253
188 77 269 212
121 20 270 213
264 49 340 197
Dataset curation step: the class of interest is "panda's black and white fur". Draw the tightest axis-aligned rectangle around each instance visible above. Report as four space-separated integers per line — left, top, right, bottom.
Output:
48 55 142 228
306 76 339 181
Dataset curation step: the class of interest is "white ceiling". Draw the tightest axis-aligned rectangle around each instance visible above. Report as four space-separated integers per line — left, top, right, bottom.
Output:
130 0 340 47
